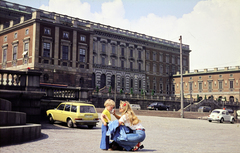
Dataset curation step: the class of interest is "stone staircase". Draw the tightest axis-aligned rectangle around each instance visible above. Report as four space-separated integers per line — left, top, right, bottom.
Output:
181 99 222 112
0 98 41 146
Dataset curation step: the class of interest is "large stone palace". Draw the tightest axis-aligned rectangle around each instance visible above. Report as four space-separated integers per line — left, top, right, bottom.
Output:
0 0 191 100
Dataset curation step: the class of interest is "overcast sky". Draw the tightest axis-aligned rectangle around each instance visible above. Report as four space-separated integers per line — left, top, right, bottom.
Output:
7 0 240 71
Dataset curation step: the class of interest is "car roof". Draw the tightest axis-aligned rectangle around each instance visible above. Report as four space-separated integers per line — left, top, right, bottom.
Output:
60 102 94 106
212 109 225 111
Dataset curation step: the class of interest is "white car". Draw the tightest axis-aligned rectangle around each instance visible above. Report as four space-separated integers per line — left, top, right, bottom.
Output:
130 104 141 110
207 109 235 124
237 110 240 119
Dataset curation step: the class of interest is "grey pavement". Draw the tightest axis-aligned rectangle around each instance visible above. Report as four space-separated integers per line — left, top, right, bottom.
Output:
1 114 240 153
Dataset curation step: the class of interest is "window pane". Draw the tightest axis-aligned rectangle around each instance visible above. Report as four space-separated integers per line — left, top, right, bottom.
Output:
62 45 68 60
71 105 77 112
80 106 96 113
43 42 50 57
24 43 29 51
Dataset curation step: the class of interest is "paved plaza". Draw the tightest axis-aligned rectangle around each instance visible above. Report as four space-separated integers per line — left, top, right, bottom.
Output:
1 114 240 153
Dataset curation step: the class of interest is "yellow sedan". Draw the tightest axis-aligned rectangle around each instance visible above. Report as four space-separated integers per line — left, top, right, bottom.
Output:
46 102 99 128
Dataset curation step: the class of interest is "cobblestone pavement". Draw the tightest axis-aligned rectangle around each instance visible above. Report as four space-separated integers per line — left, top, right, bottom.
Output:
1 114 240 153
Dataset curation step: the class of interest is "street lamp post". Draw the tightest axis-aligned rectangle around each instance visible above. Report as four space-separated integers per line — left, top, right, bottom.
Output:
180 35 184 118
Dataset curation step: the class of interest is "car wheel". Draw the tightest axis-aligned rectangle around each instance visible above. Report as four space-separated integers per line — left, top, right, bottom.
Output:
88 125 94 129
155 108 158 111
220 118 224 123
231 118 235 124
67 119 73 128
209 120 212 122
48 115 54 124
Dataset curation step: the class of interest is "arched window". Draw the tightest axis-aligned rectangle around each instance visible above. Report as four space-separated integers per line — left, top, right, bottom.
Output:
111 75 115 90
121 78 125 91
92 73 96 89
100 74 106 88
130 78 134 89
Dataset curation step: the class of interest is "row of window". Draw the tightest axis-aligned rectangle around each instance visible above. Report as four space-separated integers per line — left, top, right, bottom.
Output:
2 41 29 64
93 42 142 59
146 52 187 65
42 42 86 63
3 29 29 42
191 74 234 80
93 56 142 70
183 80 236 91
44 27 86 41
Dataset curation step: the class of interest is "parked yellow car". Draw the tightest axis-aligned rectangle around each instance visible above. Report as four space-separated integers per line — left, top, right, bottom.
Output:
46 102 99 128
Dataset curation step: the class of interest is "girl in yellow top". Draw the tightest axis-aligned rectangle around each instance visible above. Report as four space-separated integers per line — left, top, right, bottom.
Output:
100 99 115 150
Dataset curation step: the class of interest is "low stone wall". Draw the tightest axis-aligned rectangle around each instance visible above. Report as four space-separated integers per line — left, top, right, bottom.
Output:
0 110 26 126
0 98 12 111
0 124 41 146
96 108 210 119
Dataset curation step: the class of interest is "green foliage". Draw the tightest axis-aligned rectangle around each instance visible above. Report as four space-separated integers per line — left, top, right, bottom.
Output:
197 94 199 101
130 88 133 95
108 86 111 93
141 89 144 95
204 95 207 99
151 90 154 96
120 89 123 94
96 86 99 93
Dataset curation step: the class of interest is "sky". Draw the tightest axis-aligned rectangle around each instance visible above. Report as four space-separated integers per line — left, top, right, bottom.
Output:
6 0 240 71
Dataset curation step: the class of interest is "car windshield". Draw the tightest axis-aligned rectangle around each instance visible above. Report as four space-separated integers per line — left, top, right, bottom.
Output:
212 110 220 114
80 106 96 113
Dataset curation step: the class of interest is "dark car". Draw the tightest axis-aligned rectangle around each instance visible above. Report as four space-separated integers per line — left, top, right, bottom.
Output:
147 102 169 111
198 106 211 112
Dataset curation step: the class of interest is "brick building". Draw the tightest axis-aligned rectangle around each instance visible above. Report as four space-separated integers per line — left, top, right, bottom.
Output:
173 66 240 102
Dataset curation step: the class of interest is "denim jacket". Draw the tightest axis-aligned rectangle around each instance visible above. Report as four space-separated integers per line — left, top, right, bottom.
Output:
106 120 132 141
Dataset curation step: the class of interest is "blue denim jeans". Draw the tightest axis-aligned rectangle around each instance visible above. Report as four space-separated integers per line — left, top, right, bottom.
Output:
100 124 109 150
116 129 146 151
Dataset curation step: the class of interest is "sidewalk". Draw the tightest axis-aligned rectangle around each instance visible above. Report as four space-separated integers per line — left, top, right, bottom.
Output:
1 114 240 153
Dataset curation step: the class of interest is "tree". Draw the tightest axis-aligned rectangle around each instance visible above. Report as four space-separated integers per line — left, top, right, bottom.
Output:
141 89 144 95
108 86 111 93
130 88 133 95
197 94 199 102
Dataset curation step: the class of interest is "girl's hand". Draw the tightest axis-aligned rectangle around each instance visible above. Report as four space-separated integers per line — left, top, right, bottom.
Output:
104 122 107 126
112 109 115 115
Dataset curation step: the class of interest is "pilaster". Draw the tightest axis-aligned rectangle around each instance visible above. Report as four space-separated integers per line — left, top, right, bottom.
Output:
54 27 59 65
72 30 77 68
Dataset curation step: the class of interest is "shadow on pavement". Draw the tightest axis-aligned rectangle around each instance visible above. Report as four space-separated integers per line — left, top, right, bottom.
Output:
41 120 101 130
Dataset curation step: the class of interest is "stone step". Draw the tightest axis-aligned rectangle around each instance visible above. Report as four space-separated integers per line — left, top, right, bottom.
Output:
0 110 26 126
0 124 41 146
0 98 12 111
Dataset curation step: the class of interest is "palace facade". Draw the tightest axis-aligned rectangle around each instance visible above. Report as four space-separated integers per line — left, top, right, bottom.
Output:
0 1 190 99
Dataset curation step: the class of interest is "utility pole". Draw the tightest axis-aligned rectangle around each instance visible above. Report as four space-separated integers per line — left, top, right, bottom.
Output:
114 73 117 103
180 35 184 118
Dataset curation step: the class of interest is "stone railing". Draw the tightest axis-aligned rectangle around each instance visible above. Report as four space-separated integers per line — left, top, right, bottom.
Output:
40 83 80 99
0 69 42 91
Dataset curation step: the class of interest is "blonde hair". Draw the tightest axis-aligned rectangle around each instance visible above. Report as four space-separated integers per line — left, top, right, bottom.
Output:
104 99 115 107
120 101 140 125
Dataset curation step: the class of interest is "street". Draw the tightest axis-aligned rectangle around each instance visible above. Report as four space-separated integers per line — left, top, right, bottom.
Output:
1 114 240 153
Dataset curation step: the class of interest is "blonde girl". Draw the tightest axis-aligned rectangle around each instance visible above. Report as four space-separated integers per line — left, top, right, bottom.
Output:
112 101 145 151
